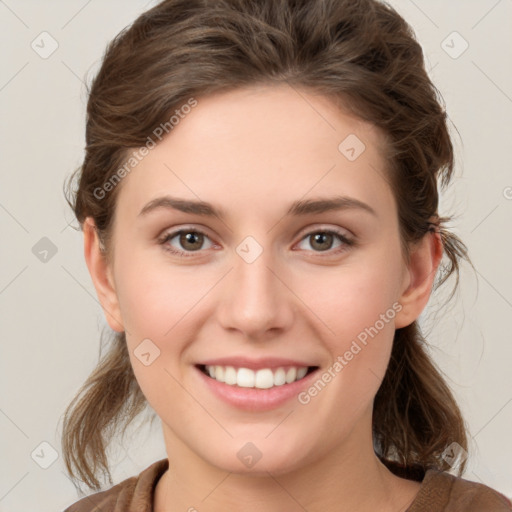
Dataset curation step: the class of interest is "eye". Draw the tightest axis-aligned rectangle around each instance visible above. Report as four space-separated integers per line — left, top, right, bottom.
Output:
159 227 215 257
295 228 354 255
158 226 355 259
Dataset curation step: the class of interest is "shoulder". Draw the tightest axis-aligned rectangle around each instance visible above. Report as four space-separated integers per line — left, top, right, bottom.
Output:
63 458 169 512
409 469 512 512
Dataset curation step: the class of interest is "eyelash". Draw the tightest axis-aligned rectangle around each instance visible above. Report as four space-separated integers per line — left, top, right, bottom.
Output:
158 226 355 259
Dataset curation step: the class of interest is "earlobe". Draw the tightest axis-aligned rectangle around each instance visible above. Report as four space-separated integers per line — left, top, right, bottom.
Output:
394 230 443 329
83 217 125 332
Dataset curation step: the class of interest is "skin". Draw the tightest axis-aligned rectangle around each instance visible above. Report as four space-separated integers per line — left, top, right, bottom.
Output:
84 84 442 512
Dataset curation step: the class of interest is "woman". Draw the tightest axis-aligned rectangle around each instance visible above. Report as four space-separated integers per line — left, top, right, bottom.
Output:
61 0 512 510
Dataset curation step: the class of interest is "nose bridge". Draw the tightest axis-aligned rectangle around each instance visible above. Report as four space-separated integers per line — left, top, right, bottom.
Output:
219 237 292 337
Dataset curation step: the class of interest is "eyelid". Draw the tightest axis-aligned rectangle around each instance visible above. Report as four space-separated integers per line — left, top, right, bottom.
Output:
158 224 214 242
294 223 353 241
158 225 216 250
292 225 355 256
159 223 355 257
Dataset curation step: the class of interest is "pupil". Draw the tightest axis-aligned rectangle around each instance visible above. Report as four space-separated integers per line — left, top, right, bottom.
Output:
313 232 332 251
182 232 202 250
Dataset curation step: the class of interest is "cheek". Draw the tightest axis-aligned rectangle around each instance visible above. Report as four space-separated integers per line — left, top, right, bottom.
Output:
302 249 403 399
308 255 403 345
113 248 210 341
111 251 202 399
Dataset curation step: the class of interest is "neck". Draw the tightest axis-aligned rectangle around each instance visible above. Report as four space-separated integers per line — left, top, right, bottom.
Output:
154 413 420 512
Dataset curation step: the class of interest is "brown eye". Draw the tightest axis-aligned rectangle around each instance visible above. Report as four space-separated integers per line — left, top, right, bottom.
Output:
160 228 214 257
309 232 335 252
178 231 204 251
296 229 354 255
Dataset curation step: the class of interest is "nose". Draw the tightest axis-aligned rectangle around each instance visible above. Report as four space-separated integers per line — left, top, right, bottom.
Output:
216 244 295 340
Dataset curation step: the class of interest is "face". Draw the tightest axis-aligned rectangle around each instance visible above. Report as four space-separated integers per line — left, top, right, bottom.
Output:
92 85 417 475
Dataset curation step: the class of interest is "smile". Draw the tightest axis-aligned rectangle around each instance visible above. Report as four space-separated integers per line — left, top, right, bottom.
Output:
197 364 317 389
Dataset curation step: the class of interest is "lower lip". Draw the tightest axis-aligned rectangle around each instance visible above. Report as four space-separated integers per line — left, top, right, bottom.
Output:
195 366 319 412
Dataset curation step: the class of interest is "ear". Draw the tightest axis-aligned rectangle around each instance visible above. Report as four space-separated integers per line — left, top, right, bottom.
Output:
83 217 124 332
394 229 443 329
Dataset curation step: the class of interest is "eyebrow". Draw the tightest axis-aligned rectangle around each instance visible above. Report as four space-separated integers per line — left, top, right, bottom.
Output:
138 194 377 219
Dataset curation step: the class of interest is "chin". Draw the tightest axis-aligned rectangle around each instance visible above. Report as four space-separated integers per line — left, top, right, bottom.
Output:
200 435 312 476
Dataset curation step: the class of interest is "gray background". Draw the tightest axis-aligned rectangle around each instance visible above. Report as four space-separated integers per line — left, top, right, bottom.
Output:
0 1 511 510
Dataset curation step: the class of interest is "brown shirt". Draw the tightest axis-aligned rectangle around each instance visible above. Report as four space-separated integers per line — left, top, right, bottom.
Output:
63 458 512 512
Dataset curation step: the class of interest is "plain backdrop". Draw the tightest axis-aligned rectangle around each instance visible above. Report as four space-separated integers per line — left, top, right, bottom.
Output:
1 1 511 510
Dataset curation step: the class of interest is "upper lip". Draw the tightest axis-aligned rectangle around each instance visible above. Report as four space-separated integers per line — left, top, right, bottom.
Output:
196 356 318 370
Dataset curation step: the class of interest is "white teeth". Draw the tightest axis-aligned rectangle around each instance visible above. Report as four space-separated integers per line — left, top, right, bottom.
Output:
215 365 224 383
254 369 274 389
224 366 237 385
237 368 255 387
273 368 286 386
296 367 308 380
203 365 311 388
285 367 296 383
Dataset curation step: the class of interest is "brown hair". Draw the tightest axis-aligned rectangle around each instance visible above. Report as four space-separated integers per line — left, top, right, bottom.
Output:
62 0 471 491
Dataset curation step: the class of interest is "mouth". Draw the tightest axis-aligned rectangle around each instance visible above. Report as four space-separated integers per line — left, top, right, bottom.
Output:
196 364 319 390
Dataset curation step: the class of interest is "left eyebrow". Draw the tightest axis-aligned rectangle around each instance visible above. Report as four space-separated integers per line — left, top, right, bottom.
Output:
286 196 377 217
137 194 377 220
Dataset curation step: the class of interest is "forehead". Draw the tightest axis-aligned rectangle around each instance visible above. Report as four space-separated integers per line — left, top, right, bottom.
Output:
115 84 395 223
